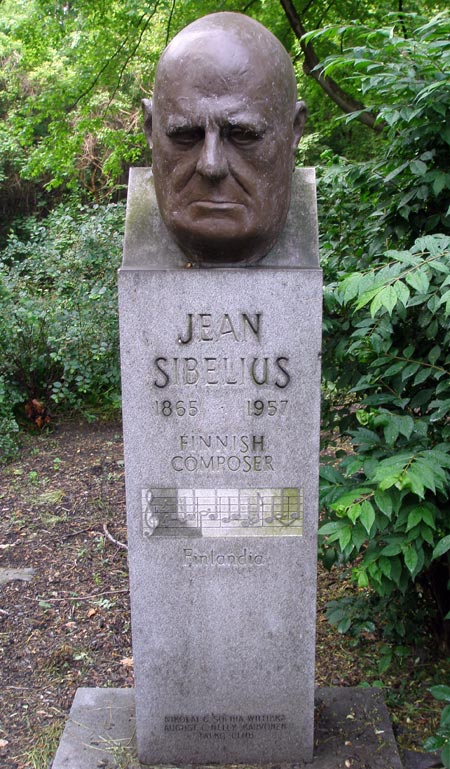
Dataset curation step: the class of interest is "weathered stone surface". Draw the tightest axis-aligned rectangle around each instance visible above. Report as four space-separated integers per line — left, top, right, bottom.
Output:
51 687 404 769
50 688 136 769
314 688 404 769
119 169 322 763
401 749 441 769
143 13 307 267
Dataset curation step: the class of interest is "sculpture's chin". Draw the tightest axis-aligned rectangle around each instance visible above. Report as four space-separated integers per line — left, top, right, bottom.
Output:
175 235 275 267
165 223 282 267
156 185 292 266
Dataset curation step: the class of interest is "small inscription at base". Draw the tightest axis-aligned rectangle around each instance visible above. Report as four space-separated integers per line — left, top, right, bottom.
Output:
142 487 303 538
164 713 288 739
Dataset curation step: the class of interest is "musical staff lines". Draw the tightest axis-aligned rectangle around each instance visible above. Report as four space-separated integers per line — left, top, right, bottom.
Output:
142 487 303 538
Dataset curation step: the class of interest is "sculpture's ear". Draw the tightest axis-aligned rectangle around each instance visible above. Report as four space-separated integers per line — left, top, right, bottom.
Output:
292 100 307 151
142 98 153 148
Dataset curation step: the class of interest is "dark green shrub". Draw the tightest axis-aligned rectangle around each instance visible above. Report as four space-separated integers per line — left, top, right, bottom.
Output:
317 13 450 649
0 201 125 459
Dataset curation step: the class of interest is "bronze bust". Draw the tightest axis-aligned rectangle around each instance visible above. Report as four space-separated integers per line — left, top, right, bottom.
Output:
142 12 306 266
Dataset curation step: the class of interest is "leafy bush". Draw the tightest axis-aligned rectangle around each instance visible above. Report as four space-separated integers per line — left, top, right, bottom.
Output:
320 233 450 644
317 13 450 649
315 13 450 248
0 201 125 459
424 685 450 768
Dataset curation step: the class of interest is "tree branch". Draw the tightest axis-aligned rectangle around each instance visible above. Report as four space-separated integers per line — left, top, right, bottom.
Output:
279 0 383 132
68 2 159 113
106 2 161 109
398 0 408 39
102 523 128 551
241 0 259 12
165 0 177 47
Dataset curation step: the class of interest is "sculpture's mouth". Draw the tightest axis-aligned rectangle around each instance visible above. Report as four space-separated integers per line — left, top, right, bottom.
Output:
189 200 245 210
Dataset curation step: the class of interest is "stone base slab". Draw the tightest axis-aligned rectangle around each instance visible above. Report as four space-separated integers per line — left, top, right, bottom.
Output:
51 686 403 769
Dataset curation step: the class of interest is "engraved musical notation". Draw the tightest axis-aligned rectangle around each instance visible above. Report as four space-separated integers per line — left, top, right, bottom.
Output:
142 487 303 538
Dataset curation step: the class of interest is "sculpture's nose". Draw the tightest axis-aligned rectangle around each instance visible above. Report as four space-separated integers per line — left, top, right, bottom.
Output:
196 127 228 180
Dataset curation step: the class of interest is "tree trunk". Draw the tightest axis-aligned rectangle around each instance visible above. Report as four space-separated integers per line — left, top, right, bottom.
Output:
279 0 383 132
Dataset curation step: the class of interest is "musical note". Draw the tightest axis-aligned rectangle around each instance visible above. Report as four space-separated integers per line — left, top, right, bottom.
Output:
141 487 303 537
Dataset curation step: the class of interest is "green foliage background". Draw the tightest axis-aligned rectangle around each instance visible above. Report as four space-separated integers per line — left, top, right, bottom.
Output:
0 203 124 458
317 14 450 651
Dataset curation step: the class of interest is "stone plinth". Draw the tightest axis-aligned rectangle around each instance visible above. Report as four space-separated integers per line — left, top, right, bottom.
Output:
118 169 322 765
51 687 405 769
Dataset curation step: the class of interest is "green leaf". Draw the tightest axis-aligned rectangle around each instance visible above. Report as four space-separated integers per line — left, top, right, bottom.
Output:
402 469 425 498
413 367 431 386
429 345 441 365
378 653 392 674
433 174 448 196
439 289 450 315
420 524 435 545
320 466 344 486
347 503 361 524
424 735 446 751
432 535 450 560
337 617 352 633
322 547 337 570
441 742 450 769
405 269 430 294
441 706 450 726
326 605 346 625
384 418 399 446
390 557 402 587
383 360 406 377
378 474 401 491
430 686 450 704
357 570 369 588
338 526 352 549
418 504 437 530
355 285 383 311
360 500 375 534
401 362 420 381
411 460 437 494
330 488 373 508
318 521 347 536
382 541 403 556
384 162 409 183
406 508 424 532
402 544 418 574
339 272 364 303
394 280 410 307
374 489 393 517
352 523 367 551
410 159 427 176
370 285 398 316
378 556 391 578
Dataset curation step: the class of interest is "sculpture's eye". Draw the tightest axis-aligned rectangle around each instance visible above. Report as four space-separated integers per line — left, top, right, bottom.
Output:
227 126 262 146
167 127 204 146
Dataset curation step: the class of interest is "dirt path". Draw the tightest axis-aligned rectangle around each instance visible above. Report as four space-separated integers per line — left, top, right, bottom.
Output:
0 419 443 768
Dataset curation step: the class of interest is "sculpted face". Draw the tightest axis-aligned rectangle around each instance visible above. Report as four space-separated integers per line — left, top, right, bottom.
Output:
143 13 306 265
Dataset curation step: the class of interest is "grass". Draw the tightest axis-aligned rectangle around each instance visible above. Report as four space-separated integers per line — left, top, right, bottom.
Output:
25 719 65 769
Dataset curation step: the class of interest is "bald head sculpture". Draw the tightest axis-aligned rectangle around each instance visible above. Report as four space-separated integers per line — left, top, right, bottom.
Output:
142 12 306 266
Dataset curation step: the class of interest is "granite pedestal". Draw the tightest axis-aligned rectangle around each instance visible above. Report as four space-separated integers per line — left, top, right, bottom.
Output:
51 686 404 769
118 169 321 764
51 169 405 769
